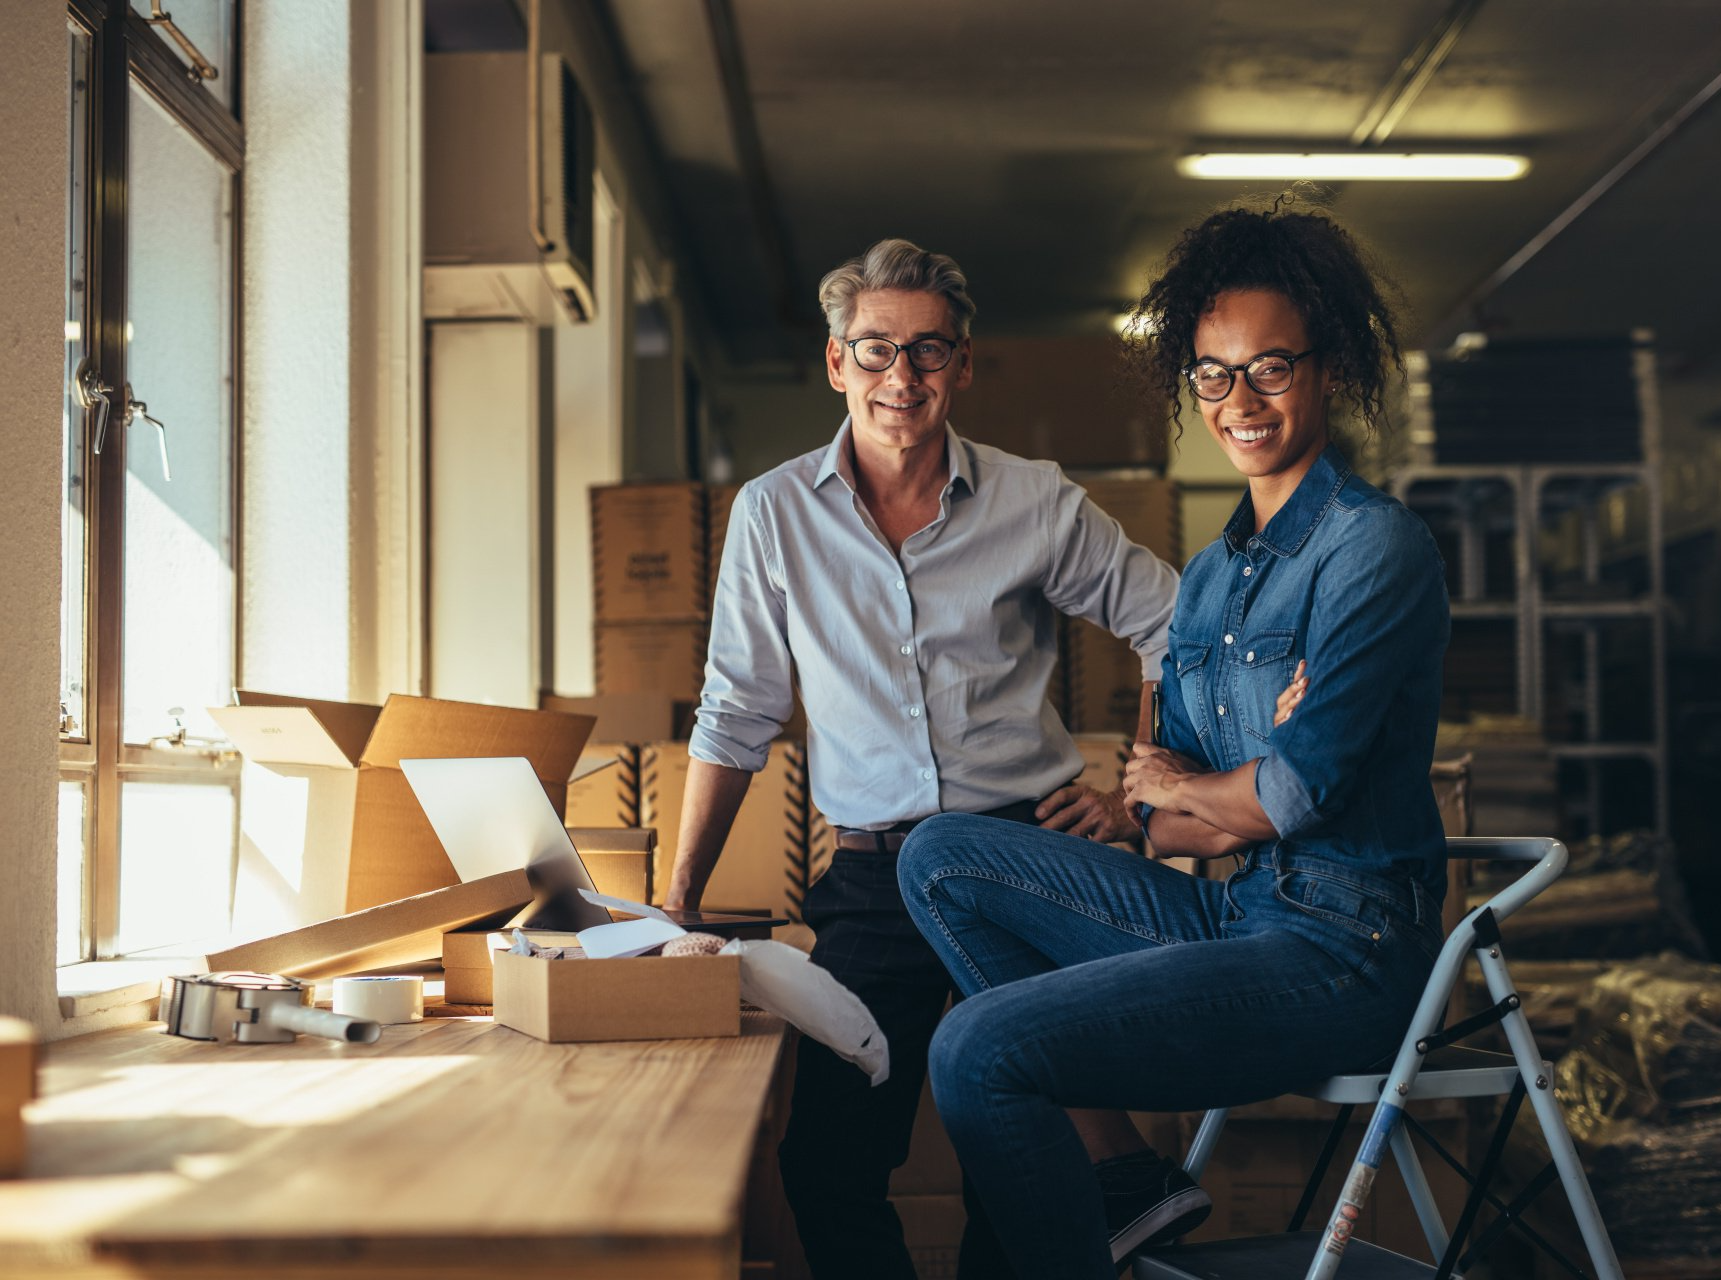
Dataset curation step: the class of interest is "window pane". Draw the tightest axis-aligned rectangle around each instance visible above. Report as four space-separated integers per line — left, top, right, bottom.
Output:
123 84 235 747
130 0 234 108
57 780 88 966
116 781 235 955
62 25 92 740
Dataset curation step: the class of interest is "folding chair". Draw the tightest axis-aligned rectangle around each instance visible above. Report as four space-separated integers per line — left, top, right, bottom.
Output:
1132 836 1626 1280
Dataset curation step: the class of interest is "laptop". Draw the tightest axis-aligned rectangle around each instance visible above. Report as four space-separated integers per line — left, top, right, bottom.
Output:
398 755 788 933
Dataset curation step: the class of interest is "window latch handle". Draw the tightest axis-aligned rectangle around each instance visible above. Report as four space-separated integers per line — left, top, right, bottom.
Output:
123 384 172 481
73 358 112 454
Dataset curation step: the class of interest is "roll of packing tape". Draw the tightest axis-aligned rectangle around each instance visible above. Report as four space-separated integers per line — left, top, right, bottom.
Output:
332 975 424 1025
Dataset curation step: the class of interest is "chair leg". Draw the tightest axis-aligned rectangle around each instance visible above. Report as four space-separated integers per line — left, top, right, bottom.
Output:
1389 1120 1451 1263
1477 945 1626 1280
1288 1105 1355 1232
1181 1107 1229 1183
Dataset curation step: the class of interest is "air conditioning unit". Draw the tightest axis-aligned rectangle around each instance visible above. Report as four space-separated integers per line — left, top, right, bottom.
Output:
424 51 596 325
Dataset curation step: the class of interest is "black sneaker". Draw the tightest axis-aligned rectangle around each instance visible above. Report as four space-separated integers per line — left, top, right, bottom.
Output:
1097 1152 1213 1264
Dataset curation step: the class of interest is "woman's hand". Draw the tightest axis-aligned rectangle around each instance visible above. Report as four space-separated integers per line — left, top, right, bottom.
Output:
1124 745 1211 814
1274 660 1309 726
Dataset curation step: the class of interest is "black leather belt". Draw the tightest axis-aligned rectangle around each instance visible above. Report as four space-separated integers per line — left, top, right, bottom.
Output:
833 799 1042 854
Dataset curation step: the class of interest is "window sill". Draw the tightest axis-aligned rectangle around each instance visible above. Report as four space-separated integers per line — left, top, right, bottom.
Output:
56 956 199 1019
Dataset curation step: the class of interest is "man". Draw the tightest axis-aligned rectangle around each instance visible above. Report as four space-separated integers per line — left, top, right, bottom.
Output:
665 238 1178 1279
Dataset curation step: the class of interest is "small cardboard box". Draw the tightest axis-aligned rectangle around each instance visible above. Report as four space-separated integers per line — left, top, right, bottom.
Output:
595 620 710 700
441 828 659 1004
492 949 740 1042
440 928 580 1005
210 692 593 920
568 827 657 903
890 1192 966 1280
591 482 710 622
0 1018 38 1179
643 741 812 917
202 868 538 980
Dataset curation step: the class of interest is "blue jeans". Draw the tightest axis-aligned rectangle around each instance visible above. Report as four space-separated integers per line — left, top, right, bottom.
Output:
897 814 1443 1280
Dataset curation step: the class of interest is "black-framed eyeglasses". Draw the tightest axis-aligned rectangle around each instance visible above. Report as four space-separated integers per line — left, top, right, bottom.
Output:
845 336 959 374
1183 348 1318 402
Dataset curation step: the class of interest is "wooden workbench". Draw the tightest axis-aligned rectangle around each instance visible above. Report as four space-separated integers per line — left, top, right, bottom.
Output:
0 1011 793 1278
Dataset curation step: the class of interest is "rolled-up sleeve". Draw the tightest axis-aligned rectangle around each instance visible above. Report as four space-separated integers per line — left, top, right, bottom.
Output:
1041 474 1180 677
1255 507 1448 837
688 484 794 773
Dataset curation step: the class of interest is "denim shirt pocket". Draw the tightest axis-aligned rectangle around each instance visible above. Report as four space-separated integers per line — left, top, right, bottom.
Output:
1235 629 1298 745
1173 641 1213 742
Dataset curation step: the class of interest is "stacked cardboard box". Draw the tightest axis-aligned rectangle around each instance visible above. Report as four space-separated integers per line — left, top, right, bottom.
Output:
642 741 815 921
1060 476 1181 736
0 1018 36 1178
591 483 713 700
959 336 1170 469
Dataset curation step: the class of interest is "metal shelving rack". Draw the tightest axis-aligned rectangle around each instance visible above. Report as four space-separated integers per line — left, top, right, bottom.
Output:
1392 337 1668 837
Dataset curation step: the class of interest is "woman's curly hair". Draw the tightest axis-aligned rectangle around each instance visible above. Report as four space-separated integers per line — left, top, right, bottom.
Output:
1128 191 1406 439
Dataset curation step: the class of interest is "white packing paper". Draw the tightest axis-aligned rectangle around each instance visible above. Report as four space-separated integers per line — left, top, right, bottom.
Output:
577 916 686 959
720 939 890 1087
577 887 673 922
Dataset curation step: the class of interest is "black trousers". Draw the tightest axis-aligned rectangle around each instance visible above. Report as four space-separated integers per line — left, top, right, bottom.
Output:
778 806 1037 1280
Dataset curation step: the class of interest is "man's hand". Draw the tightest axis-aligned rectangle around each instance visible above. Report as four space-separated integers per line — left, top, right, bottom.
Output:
1275 660 1309 727
1036 784 1139 843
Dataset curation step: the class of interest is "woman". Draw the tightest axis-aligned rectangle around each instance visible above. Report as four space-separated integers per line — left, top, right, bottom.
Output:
896 198 1451 1278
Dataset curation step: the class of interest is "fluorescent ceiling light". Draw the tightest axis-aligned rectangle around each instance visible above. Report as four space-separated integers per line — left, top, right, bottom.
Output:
1177 152 1530 181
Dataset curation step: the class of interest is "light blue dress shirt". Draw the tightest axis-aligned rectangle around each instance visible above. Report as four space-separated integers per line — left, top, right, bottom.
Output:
689 419 1180 829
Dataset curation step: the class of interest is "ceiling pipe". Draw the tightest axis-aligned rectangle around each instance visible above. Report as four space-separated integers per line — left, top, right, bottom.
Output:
1449 65 1721 333
702 0 807 335
1350 0 1487 147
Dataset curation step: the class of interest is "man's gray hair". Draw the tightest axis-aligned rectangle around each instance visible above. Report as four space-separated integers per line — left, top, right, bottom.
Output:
817 238 977 340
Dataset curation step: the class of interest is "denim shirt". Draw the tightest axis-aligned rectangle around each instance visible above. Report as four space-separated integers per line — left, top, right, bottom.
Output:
1157 445 1451 896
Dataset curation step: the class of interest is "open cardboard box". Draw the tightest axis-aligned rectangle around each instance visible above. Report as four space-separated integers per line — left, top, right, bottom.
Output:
492 947 740 1043
209 692 595 931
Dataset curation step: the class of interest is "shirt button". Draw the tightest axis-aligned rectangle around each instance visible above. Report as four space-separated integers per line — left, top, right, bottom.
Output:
920 768 933 781
1224 634 1234 645
1246 651 1255 662
895 579 906 590
910 706 921 718
1242 566 1253 577
899 644 912 655
1217 704 1227 716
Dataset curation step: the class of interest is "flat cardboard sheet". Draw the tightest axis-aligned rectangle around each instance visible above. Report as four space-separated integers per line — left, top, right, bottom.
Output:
203 869 536 980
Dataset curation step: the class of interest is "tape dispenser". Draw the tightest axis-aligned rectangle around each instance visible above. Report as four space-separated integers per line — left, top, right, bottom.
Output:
162 971 382 1045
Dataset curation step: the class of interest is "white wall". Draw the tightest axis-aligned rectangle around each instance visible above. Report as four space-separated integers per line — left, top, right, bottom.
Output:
0 5 73 1031
240 0 355 700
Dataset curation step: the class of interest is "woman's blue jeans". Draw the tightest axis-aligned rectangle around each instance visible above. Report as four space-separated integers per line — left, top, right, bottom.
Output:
897 813 1443 1280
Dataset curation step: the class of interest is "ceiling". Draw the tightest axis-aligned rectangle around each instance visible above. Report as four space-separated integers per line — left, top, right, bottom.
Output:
595 0 1721 380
